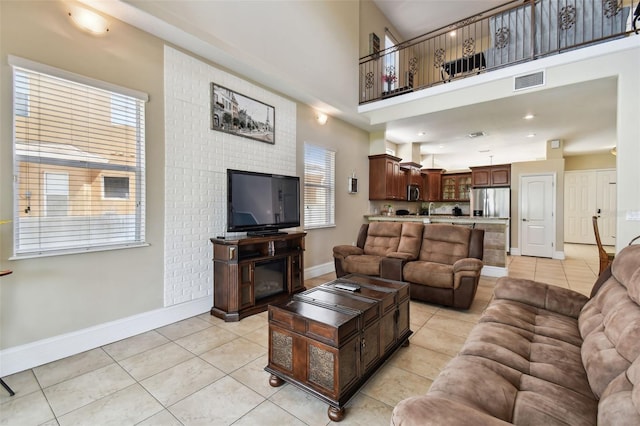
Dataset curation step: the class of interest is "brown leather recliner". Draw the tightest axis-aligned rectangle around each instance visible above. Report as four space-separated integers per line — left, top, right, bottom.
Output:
403 224 484 309
333 222 424 278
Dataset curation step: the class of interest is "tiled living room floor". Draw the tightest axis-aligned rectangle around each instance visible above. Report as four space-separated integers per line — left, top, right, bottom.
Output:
1 244 604 426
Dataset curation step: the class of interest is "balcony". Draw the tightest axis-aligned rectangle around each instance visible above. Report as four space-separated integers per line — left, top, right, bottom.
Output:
359 0 639 104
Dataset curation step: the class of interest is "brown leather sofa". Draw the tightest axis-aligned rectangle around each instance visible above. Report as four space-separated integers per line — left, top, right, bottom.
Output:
333 222 484 309
332 222 424 278
391 243 640 426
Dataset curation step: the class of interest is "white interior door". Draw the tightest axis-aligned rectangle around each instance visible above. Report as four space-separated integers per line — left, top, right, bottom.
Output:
521 174 555 258
563 169 616 245
564 171 596 243
595 170 616 245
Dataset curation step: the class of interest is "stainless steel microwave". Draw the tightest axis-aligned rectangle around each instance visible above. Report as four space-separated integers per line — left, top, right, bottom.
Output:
407 184 420 201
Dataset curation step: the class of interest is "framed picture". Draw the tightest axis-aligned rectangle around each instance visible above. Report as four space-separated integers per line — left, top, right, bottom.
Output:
210 83 275 144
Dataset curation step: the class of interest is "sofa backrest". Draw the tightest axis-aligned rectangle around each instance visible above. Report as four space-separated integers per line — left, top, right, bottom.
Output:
396 222 424 259
363 222 402 256
418 223 475 264
579 244 640 422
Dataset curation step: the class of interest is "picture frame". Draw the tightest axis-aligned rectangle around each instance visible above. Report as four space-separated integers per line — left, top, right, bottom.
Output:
210 83 275 144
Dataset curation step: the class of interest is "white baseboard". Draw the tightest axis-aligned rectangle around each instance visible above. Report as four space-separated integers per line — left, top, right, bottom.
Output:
481 265 508 277
305 261 335 279
0 297 211 377
553 251 566 260
510 247 521 256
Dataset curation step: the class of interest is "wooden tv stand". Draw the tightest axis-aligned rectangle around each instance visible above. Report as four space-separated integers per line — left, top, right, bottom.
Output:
210 232 306 322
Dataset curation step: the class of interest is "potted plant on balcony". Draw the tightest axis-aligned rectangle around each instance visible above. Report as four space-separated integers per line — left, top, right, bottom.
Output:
382 66 397 93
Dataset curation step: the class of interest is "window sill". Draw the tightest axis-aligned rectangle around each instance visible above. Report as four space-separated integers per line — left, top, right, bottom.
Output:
10 242 150 260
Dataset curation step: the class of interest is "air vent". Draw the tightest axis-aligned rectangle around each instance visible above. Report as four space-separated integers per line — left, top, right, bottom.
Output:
468 131 486 138
514 70 545 91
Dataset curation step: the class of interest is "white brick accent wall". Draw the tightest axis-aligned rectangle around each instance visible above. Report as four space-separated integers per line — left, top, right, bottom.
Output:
163 46 297 306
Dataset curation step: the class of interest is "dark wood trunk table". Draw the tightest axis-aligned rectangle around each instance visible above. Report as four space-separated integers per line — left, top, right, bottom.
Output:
265 274 411 421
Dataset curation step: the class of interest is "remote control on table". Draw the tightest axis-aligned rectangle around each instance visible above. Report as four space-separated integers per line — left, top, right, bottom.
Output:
334 283 360 292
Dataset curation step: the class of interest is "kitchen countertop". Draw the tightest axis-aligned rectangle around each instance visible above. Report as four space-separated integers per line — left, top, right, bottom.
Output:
366 215 509 224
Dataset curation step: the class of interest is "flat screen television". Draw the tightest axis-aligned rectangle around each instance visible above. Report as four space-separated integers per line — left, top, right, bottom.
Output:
227 169 300 235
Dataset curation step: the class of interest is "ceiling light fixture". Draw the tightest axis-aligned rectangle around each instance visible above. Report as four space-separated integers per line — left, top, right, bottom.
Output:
418 131 426 136
315 112 328 125
68 8 110 35
527 133 536 138
523 113 535 120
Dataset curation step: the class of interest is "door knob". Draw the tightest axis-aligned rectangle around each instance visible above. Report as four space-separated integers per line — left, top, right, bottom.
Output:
522 218 528 222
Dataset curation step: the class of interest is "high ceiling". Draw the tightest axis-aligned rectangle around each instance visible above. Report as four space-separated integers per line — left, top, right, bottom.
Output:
371 0 618 169
86 0 618 171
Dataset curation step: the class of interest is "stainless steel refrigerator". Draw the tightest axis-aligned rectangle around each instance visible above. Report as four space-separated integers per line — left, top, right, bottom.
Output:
470 188 510 218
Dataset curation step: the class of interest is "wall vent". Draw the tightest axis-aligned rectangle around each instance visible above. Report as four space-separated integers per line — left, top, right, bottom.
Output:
514 70 545 91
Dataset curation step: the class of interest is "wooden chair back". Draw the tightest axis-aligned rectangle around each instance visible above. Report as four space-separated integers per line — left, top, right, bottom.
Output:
592 216 614 274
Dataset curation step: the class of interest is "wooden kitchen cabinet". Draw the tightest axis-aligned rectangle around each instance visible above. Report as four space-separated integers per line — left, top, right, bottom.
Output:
400 162 423 186
369 154 405 200
422 169 443 201
442 173 472 201
471 164 511 187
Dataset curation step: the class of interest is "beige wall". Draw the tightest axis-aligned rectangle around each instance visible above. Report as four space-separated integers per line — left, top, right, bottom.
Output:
296 104 371 269
0 1 165 348
565 153 617 171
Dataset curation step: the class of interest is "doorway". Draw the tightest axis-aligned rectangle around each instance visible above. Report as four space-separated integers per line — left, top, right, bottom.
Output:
564 169 616 245
520 174 555 258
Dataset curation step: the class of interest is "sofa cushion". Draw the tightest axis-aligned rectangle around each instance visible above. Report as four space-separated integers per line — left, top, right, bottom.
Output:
418 224 472 264
579 246 640 399
403 261 453 288
343 254 383 276
395 222 424 260
362 222 402 256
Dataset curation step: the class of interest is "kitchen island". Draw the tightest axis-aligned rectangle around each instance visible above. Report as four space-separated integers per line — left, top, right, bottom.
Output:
366 215 509 277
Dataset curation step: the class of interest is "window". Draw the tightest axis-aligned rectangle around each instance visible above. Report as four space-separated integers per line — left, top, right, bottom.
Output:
103 176 130 199
384 34 399 91
11 56 148 257
304 143 335 229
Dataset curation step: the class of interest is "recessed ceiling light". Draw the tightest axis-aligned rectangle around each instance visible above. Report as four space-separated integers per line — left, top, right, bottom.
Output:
523 114 535 120
418 131 426 136
478 149 490 153
527 133 536 138
438 145 444 148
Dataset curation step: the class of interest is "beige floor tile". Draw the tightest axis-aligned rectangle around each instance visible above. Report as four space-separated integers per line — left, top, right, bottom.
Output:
328 393 394 426
43 363 135 417
174 325 239 355
233 400 308 426
33 348 113 388
360 365 432 408
424 314 476 338
169 376 264 426
156 316 213 341
386 344 452 381
0 390 55 425
0 369 40 404
57 383 163 426
230 355 282 399
140 357 225 406
213 312 269 336
243 324 270 348
119 342 194 381
199 337 266 373
137 409 183 426
409 327 466 357
103 330 170 361
268 383 331 426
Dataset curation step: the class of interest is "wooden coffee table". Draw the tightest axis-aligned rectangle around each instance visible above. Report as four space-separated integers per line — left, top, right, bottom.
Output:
265 274 411 421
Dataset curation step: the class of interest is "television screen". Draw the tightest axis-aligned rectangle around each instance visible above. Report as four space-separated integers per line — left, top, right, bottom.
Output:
227 169 300 235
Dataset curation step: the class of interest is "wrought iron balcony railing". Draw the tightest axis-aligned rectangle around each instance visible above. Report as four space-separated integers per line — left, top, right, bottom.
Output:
359 0 639 104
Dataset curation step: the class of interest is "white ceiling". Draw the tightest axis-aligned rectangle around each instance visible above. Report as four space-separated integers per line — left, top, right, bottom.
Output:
371 0 618 169
86 0 618 171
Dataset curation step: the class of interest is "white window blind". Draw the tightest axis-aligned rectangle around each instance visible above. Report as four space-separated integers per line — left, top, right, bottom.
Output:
11 58 147 257
304 144 335 229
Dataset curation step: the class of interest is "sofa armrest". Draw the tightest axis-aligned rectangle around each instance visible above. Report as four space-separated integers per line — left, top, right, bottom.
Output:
333 245 363 259
380 257 405 281
494 277 589 319
453 258 483 273
387 251 417 261
391 396 511 426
